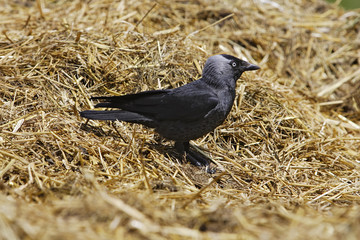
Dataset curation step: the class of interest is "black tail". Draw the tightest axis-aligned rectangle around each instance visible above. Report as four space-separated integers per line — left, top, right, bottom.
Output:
80 110 154 126
90 90 169 108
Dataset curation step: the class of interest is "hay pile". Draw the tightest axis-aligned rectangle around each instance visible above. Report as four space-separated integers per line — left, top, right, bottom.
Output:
1 0 360 239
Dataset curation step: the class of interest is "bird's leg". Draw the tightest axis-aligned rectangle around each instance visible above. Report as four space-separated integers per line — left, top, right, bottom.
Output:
175 141 211 167
174 141 187 163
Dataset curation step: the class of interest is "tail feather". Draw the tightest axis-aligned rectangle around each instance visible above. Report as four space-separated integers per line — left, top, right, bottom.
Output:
80 110 154 126
93 102 114 108
89 90 170 109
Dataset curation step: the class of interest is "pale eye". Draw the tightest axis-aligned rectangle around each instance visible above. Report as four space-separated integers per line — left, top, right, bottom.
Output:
231 62 237 67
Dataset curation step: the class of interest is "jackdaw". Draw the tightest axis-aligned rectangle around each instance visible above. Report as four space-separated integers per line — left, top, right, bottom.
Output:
80 54 260 168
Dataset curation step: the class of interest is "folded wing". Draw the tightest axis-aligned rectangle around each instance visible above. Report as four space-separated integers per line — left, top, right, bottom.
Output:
90 82 218 122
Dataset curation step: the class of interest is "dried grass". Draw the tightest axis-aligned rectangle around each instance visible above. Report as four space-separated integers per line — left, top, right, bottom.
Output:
0 0 360 239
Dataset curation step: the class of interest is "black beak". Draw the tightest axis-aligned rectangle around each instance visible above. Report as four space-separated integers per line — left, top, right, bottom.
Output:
245 63 260 71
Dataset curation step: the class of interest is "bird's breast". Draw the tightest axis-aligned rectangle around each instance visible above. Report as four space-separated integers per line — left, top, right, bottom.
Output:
217 88 236 115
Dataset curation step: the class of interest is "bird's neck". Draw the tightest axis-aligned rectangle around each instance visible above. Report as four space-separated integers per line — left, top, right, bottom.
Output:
202 74 237 91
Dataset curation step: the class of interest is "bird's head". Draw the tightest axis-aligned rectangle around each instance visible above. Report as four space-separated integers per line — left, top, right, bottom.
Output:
202 54 260 88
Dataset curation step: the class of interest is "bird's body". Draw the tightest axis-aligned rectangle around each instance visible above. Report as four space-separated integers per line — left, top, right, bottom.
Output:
80 54 260 168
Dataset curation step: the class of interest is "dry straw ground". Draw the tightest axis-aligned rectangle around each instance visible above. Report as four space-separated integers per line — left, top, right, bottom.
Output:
1 0 360 239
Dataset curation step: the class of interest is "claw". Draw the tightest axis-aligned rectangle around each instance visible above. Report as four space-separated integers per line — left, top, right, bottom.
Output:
175 141 215 172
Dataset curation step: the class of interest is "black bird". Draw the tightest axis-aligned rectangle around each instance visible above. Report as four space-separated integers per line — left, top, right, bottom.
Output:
80 54 260 168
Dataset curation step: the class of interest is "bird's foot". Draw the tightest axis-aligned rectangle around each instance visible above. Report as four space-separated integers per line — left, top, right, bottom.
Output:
175 142 216 173
184 149 210 167
184 151 216 174
184 149 216 174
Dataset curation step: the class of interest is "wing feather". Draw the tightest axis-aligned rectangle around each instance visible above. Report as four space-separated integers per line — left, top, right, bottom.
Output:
91 81 218 122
